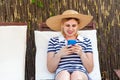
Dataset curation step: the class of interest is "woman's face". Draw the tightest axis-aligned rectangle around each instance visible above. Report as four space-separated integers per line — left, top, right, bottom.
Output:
62 19 79 38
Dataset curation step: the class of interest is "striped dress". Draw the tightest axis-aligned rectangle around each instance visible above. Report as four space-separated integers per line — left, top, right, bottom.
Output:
47 34 93 79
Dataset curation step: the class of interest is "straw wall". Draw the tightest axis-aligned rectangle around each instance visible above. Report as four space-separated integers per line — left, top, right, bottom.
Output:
0 0 120 80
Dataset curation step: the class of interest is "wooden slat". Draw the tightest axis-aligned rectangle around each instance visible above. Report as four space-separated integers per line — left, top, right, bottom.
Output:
0 22 27 26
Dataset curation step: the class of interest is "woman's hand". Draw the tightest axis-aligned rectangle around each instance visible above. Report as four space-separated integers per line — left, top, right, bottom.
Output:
71 44 83 57
57 44 83 58
57 46 74 58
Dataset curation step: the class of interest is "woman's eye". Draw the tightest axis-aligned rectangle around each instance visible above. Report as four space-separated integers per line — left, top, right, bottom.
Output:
65 24 77 27
72 24 77 27
66 24 70 27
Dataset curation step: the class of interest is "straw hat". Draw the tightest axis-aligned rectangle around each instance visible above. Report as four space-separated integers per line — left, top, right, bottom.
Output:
46 10 93 31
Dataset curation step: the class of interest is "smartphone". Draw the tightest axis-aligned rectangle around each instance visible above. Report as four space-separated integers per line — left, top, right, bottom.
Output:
67 40 76 48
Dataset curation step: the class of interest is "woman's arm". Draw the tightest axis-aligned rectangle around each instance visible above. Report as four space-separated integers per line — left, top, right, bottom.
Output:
80 52 94 73
47 52 61 73
71 45 94 73
47 46 74 73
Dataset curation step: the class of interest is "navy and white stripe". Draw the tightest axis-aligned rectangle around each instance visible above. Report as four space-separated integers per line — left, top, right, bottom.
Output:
47 34 93 75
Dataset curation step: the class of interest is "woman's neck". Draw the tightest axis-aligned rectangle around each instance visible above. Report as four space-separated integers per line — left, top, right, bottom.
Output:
65 36 77 40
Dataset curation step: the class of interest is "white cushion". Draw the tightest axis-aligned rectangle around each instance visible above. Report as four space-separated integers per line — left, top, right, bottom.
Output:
0 26 27 80
35 30 101 80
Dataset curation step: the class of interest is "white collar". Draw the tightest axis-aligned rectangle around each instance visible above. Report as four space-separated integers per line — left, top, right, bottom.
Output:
58 34 84 42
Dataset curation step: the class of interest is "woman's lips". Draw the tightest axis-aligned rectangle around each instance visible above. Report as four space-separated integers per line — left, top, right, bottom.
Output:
67 31 73 34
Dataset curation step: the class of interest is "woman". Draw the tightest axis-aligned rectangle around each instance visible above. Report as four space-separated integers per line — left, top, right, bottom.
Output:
46 10 94 80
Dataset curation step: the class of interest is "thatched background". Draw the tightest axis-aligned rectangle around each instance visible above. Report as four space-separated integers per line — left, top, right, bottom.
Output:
0 0 120 80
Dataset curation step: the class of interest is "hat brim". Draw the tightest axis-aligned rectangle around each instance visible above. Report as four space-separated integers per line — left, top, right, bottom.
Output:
46 14 93 31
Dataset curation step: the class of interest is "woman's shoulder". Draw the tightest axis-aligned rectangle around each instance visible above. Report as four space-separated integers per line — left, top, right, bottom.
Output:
78 35 91 42
49 36 59 41
49 34 62 41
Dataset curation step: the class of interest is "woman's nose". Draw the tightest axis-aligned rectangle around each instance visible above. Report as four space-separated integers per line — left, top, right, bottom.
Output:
69 26 73 30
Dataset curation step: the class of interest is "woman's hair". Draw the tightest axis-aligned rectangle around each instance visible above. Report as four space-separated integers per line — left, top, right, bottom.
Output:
61 17 80 24
61 18 80 37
